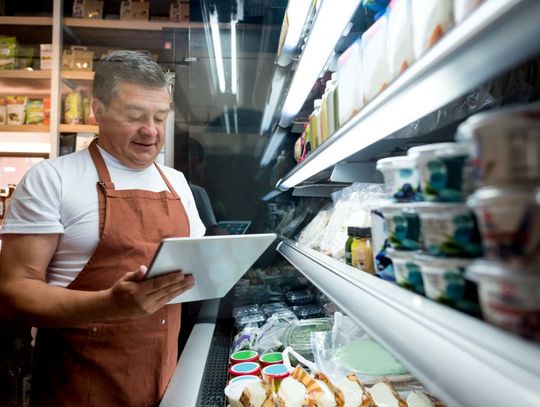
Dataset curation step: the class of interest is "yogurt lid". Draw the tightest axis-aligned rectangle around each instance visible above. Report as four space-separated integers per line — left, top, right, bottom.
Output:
230 350 259 363
407 143 462 159
466 260 540 284
376 155 414 170
467 186 536 207
414 253 472 270
262 364 290 379
229 362 261 375
260 352 283 364
229 375 261 385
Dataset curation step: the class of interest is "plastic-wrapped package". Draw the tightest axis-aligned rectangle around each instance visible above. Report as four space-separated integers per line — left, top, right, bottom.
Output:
253 313 298 355
454 0 484 24
292 304 325 320
362 12 392 103
336 39 363 127
285 289 313 306
411 0 453 59
261 302 292 318
297 206 333 249
387 0 414 78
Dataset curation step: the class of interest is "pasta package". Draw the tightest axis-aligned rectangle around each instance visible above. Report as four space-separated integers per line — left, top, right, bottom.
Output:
64 90 82 124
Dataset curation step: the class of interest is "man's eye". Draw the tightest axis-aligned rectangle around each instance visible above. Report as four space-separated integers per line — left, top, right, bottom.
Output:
155 117 166 124
128 116 142 122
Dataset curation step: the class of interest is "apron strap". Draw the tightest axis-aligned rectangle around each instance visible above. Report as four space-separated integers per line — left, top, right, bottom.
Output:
89 138 115 189
154 164 180 200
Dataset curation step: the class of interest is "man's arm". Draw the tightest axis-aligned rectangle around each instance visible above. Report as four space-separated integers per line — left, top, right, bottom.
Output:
0 233 194 328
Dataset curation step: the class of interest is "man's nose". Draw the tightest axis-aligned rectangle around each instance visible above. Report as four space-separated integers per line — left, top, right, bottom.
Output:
139 120 159 137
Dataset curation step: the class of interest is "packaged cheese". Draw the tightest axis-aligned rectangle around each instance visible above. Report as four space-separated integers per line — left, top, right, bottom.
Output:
387 0 414 78
411 0 454 59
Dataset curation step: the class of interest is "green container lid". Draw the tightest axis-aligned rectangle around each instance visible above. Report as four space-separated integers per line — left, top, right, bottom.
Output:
230 350 259 365
260 352 283 365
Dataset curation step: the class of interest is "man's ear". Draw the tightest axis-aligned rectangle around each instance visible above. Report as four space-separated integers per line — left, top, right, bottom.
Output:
91 99 104 122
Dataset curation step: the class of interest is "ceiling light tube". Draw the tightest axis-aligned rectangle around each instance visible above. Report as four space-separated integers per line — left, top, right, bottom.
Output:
279 0 361 127
260 127 288 167
210 10 226 93
231 17 238 94
278 0 313 65
259 67 287 134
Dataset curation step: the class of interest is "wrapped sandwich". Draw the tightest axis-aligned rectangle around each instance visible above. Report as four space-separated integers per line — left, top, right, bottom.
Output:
406 390 444 407
367 382 406 407
277 366 322 406
225 379 273 407
333 374 373 407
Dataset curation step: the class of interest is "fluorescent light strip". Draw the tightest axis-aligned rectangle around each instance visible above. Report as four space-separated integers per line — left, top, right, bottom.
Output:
210 10 226 93
279 0 361 127
223 105 231 134
260 127 288 167
260 67 287 134
283 0 313 53
231 18 238 94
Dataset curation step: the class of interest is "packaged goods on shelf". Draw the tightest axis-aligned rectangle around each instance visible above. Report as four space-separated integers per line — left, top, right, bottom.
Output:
64 90 82 124
0 97 6 125
120 0 150 21
25 99 45 125
40 44 52 70
336 39 363 127
362 12 392 103
0 36 17 70
376 155 420 202
17 47 34 70
387 0 414 78
411 0 454 59
322 74 338 139
386 248 424 294
62 46 94 71
73 0 104 19
454 0 484 24
43 97 51 125
379 203 421 251
170 1 190 22
6 96 27 125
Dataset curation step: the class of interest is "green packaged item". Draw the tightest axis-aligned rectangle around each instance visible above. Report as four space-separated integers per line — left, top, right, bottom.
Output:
0 36 17 70
17 47 34 70
25 99 44 124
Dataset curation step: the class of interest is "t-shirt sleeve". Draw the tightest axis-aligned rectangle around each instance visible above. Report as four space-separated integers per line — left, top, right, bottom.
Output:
0 161 64 234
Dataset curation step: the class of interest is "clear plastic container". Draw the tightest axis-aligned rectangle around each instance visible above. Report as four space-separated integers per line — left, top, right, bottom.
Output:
292 304 325 320
408 142 471 202
282 318 334 358
285 289 313 306
467 186 540 264
376 156 420 202
414 202 482 258
467 260 540 342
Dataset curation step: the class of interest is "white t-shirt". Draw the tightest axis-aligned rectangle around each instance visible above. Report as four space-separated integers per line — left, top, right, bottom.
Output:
0 146 205 287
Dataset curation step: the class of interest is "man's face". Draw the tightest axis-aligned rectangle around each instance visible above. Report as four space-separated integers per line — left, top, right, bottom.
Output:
93 82 170 169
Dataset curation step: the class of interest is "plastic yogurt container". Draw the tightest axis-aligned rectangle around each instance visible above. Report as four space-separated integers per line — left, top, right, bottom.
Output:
229 375 261 385
261 363 290 393
467 186 540 263
414 202 483 258
386 248 424 294
414 254 472 306
224 377 262 407
229 362 261 378
379 204 421 251
408 142 472 202
456 102 540 187
259 352 283 367
230 350 259 365
376 156 420 202
371 208 395 281
467 260 540 342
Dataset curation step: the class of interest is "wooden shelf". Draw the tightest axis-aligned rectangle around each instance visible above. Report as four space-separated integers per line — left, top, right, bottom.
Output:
0 70 51 79
0 16 53 26
59 124 99 133
61 71 95 80
63 17 199 31
0 124 49 133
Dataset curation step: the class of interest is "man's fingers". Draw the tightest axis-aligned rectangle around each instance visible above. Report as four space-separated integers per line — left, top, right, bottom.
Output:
124 265 147 282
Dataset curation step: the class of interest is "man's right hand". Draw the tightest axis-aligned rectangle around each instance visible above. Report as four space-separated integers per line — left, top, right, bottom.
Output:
105 265 195 320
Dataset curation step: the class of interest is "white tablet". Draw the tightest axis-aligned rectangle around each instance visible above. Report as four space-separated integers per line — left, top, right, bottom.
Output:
145 233 277 303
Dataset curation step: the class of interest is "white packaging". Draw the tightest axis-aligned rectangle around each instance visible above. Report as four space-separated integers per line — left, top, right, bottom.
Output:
362 12 392 103
386 0 414 78
376 155 419 202
40 44 53 70
411 0 454 59
386 248 424 293
456 102 540 187
454 0 484 24
337 39 363 127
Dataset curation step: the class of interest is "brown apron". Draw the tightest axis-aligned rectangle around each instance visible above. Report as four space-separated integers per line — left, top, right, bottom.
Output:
32 139 190 407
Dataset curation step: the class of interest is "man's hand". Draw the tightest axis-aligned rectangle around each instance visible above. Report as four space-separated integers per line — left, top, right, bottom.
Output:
106 266 195 319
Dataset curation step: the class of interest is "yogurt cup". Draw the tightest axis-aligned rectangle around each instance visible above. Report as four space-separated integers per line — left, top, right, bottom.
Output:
230 350 259 365
456 102 540 187
224 377 262 407
467 260 540 342
379 204 421 251
415 254 472 306
376 156 420 202
467 187 540 263
229 375 261 385
229 362 261 378
386 248 424 294
371 208 395 281
414 202 483 257
408 142 472 202
259 352 283 367
261 363 290 393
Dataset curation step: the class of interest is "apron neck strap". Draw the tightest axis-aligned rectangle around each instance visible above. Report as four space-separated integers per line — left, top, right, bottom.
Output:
89 138 115 189
154 164 180 200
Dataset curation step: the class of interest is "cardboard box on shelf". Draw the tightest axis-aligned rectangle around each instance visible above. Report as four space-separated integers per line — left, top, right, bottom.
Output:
170 1 190 22
62 46 94 71
73 0 104 19
120 1 150 21
40 44 53 70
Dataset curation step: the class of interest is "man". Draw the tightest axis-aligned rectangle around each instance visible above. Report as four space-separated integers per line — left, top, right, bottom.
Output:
0 50 205 406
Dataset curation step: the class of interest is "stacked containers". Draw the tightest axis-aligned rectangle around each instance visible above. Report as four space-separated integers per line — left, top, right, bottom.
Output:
457 102 540 342
377 139 483 313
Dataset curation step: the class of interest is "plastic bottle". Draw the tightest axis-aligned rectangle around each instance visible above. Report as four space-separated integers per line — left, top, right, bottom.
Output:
351 227 375 274
345 226 358 265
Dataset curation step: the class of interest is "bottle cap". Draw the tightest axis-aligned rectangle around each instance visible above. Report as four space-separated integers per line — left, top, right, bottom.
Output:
357 227 371 238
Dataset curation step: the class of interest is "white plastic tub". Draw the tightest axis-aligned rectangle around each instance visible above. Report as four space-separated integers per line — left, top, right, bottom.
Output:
415 254 471 305
408 142 472 202
456 102 540 187
467 260 540 342
414 202 482 257
386 248 424 294
379 204 421 251
467 187 540 263
376 156 419 202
